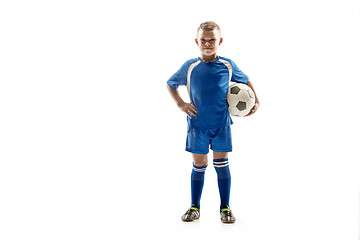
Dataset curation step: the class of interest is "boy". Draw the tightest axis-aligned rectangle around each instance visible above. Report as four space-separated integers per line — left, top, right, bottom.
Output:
166 21 259 223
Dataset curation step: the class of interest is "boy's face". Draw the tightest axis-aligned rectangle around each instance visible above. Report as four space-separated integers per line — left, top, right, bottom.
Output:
195 29 223 58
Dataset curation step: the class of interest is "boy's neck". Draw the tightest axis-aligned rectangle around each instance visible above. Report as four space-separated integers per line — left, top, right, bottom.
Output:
201 54 218 62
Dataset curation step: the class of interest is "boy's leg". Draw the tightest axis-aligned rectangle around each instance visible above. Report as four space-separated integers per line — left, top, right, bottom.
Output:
213 151 231 209
191 153 208 208
213 151 228 159
183 128 210 221
181 153 208 222
193 153 208 167
213 151 235 223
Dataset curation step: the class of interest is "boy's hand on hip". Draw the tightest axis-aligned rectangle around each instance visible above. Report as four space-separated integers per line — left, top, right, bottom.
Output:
178 102 198 118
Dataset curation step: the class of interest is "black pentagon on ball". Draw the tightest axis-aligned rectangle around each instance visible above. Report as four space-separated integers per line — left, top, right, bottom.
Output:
230 86 240 94
236 101 247 111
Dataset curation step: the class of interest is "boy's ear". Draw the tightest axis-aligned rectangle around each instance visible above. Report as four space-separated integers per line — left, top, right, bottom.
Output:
219 37 223 45
195 38 199 46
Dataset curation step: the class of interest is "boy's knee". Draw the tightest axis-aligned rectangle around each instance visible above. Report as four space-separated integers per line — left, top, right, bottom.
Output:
193 153 208 167
213 151 228 159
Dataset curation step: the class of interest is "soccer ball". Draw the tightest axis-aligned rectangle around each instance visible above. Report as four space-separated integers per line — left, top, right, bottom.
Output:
226 83 256 117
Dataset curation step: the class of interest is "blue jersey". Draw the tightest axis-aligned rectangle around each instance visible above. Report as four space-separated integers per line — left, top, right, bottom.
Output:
167 56 248 130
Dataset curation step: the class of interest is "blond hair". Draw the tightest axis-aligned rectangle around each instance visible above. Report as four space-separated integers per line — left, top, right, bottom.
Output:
197 21 221 34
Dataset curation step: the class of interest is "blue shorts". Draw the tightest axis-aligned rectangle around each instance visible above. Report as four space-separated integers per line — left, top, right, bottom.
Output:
186 126 232 154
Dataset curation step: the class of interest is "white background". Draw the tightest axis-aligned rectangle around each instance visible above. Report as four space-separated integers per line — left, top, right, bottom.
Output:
1 0 359 239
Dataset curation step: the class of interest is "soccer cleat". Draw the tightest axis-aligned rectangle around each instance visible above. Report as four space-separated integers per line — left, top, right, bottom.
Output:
181 205 200 222
220 206 236 223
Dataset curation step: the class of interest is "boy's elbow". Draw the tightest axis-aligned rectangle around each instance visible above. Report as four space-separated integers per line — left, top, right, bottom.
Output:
167 83 177 90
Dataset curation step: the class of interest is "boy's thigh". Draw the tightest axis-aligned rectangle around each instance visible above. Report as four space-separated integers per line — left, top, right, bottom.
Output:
210 126 232 153
186 128 211 154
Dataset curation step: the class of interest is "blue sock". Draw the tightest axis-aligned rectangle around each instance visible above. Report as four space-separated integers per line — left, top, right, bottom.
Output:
213 158 231 209
191 163 207 208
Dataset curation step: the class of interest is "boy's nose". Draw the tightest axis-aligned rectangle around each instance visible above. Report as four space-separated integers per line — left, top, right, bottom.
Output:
205 42 210 46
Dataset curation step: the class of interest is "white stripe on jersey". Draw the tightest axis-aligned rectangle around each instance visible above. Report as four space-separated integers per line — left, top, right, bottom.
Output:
186 60 201 96
218 58 233 82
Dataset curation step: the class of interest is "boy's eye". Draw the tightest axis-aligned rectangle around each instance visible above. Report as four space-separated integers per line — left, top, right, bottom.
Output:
201 39 216 42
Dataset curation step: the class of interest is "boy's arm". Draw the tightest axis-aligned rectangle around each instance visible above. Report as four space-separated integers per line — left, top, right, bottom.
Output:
167 84 197 118
245 80 260 117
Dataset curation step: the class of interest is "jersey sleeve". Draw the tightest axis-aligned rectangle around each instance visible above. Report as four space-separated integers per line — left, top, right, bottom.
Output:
167 61 189 89
230 60 248 84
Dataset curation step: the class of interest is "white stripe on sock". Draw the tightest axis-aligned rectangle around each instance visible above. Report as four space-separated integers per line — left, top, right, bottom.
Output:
193 167 207 172
213 161 228 165
213 163 229 168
